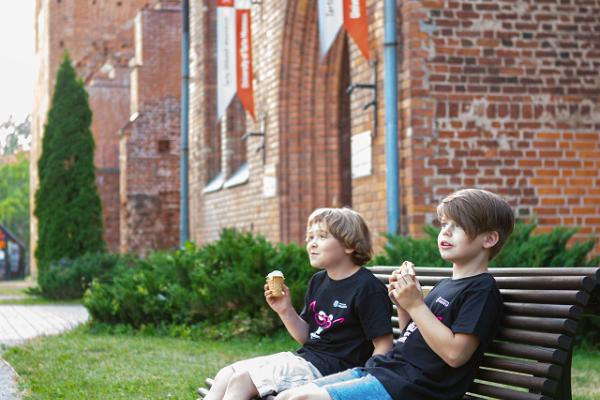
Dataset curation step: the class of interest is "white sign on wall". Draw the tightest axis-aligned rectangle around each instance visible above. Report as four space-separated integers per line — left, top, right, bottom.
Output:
263 164 277 198
351 130 372 179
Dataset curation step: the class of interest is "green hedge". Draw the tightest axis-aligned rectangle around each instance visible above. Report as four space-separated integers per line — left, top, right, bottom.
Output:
372 221 600 268
83 229 313 335
35 252 120 300
42 222 598 344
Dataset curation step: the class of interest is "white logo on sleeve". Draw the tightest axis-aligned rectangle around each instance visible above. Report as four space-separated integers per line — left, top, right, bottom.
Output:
436 297 449 307
333 300 347 309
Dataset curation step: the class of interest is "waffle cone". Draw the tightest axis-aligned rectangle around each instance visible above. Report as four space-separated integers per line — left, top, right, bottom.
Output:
267 276 284 297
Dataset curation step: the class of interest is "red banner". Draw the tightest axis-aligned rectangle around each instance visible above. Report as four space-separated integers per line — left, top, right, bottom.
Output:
343 0 370 60
236 8 255 119
216 0 255 120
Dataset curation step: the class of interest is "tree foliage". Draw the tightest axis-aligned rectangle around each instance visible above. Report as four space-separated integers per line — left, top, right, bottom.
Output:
0 115 31 155
0 153 29 258
34 53 106 272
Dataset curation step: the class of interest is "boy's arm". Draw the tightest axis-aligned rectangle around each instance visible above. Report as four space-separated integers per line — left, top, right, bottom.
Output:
390 274 480 368
265 284 309 344
278 307 310 344
396 307 411 332
372 334 394 355
408 302 479 368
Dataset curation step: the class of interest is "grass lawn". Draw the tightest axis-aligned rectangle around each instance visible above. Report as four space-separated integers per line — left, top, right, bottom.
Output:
4 326 600 399
572 348 600 400
0 279 35 296
0 279 81 305
4 326 297 399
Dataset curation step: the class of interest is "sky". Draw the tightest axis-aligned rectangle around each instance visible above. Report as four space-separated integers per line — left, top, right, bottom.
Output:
0 1 35 125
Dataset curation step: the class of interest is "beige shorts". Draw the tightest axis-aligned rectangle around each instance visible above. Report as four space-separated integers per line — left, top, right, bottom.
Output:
231 351 323 397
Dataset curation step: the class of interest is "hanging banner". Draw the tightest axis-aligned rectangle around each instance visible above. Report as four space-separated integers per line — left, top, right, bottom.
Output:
217 0 255 120
343 0 370 60
236 0 255 119
217 0 236 120
318 0 343 60
318 0 370 61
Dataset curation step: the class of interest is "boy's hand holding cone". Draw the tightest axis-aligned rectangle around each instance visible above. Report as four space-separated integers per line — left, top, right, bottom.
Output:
265 270 292 314
388 261 425 310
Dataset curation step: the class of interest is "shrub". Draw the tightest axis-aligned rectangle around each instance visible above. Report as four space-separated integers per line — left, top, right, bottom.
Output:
373 220 600 268
36 252 120 300
84 229 314 335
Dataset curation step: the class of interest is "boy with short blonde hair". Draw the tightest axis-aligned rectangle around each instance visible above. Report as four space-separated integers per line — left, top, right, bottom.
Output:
204 207 393 400
276 189 514 400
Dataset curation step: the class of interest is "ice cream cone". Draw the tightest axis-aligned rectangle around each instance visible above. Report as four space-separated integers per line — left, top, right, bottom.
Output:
266 270 285 297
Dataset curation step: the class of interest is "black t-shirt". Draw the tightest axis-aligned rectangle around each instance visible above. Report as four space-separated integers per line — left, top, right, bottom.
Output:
364 272 503 400
295 268 393 376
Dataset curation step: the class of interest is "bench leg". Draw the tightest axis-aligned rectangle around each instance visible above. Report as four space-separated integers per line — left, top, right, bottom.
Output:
555 351 572 400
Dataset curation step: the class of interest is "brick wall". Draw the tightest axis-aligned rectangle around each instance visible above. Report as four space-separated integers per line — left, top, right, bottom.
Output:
401 0 600 252
120 6 182 256
189 0 600 256
88 67 132 252
189 0 393 249
189 0 285 245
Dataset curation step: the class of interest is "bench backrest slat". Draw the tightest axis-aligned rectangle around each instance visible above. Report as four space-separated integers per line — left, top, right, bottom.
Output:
469 381 550 400
502 316 577 335
481 356 562 380
476 368 557 394
500 290 589 306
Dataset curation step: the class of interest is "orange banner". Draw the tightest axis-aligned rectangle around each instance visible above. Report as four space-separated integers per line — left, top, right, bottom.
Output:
236 8 255 119
343 0 370 60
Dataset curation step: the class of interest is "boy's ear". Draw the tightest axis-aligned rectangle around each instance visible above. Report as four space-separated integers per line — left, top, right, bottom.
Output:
482 231 500 249
344 247 355 255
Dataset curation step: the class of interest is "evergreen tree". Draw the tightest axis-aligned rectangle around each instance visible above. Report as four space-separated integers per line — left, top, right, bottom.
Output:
34 53 106 272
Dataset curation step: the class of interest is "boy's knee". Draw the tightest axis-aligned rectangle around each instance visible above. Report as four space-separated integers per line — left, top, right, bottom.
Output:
275 385 329 400
277 394 320 400
275 392 300 400
215 365 235 382
227 370 248 385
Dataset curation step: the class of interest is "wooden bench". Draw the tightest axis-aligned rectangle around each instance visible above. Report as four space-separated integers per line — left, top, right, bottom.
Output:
198 266 599 400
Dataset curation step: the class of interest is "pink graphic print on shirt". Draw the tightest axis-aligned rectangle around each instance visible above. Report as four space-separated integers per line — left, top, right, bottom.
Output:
309 300 345 340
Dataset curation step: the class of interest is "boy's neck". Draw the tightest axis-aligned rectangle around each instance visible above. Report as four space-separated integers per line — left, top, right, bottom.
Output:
452 252 490 279
325 262 361 281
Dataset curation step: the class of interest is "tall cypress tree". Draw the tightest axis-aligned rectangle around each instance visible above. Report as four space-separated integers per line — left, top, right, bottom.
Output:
34 53 106 272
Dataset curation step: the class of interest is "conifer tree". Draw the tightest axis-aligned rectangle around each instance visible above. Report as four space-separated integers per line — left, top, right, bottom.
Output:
34 53 106 272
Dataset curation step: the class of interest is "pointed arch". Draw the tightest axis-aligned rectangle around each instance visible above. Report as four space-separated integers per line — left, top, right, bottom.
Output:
278 0 352 243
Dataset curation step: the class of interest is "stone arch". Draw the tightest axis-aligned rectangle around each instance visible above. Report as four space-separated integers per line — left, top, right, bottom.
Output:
279 0 352 243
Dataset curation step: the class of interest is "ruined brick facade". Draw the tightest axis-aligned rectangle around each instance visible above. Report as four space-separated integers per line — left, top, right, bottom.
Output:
120 6 182 256
32 0 181 272
189 0 600 253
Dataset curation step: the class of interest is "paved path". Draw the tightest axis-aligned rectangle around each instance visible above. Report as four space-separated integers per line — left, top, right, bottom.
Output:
0 304 89 399
0 305 89 346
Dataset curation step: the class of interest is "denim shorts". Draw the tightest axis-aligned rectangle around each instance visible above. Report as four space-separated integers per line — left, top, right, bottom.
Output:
312 368 392 400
